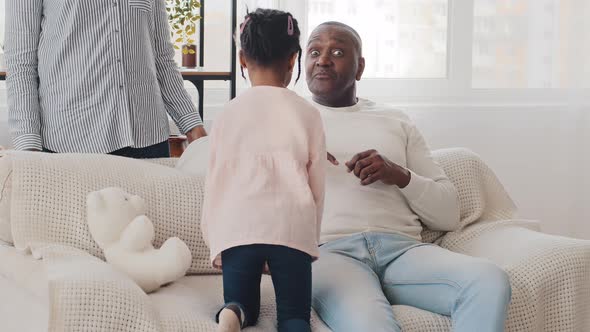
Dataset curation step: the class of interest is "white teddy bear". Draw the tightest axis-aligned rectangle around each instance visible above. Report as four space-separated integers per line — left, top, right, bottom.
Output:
87 187 192 293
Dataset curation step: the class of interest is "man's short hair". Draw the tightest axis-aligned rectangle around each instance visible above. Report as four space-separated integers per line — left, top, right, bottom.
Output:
316 21 363 55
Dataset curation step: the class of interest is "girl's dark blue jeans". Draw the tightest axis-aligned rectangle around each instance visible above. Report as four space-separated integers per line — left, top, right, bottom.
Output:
218 244 312 332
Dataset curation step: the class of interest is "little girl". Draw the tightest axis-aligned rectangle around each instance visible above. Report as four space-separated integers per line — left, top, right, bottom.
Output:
201 8 326 332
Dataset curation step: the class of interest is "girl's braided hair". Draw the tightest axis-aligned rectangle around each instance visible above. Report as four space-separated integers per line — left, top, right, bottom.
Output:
239 8 302 82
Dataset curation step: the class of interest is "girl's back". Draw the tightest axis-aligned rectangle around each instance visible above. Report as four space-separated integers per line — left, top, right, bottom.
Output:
203 86 325 268
215 86 320 164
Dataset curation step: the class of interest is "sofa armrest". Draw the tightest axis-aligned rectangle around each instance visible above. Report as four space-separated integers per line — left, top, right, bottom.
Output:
39 245 162 332
440 221 590 331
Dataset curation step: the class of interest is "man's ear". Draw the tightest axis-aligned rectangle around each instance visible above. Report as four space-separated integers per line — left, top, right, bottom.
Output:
356 57 365 81
239 50 248 69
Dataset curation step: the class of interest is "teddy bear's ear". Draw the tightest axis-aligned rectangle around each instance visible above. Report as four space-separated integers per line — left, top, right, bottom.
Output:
87 191 105 211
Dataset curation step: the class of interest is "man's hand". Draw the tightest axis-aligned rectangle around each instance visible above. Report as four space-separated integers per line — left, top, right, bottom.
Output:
186 125 207 143
327 152 339 165
345 149 411 187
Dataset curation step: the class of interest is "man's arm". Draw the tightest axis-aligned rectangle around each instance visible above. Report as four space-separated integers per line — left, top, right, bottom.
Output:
346 123 460 232
5 0 44 151
398 124 460 231
152 0 206 141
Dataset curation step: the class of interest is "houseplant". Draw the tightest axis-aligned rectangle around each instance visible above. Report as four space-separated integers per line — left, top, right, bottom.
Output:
166 0 201 68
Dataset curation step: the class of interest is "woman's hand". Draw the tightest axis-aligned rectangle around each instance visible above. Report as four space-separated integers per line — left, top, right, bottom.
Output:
186 125 208 143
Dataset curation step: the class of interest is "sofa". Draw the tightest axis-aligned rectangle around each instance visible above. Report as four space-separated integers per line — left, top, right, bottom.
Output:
0 148 589 332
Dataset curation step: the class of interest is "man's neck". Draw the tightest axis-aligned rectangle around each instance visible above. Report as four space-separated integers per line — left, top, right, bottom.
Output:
312 94 358 108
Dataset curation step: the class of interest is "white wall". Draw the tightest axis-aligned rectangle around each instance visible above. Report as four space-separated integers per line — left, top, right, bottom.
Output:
404 104 590 240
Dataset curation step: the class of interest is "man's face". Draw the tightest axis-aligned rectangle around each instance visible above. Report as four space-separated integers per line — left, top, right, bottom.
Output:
305 25 363 99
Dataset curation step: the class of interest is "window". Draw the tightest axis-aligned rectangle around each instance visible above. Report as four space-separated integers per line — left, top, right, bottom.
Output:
307 0 449 79
472 0 590 89
232 0 588 101
244 0 278 9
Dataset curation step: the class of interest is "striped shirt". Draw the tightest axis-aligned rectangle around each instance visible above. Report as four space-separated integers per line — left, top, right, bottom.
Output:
5 0 203 153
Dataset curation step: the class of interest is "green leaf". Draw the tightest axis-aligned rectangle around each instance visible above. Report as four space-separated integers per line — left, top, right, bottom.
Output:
173 45 180 50
182 49 189 55
188 49 196 54
166 0 200 36
175 37 183 43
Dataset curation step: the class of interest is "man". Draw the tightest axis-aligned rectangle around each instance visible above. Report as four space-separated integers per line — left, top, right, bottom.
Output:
306 22 511 332
5 0 206 158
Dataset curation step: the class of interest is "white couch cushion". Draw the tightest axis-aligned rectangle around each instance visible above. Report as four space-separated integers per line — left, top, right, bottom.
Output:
175 137 209 176
150 274 332 331
148 274 451 331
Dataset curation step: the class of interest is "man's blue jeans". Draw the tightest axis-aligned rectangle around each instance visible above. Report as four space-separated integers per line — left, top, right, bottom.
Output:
312 232 511 332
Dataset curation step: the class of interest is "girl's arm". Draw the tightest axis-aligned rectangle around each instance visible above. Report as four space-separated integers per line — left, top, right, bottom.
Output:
308 113 327 242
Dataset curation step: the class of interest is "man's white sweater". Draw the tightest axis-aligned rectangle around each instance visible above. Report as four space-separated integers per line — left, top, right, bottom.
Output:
312 99 460 243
